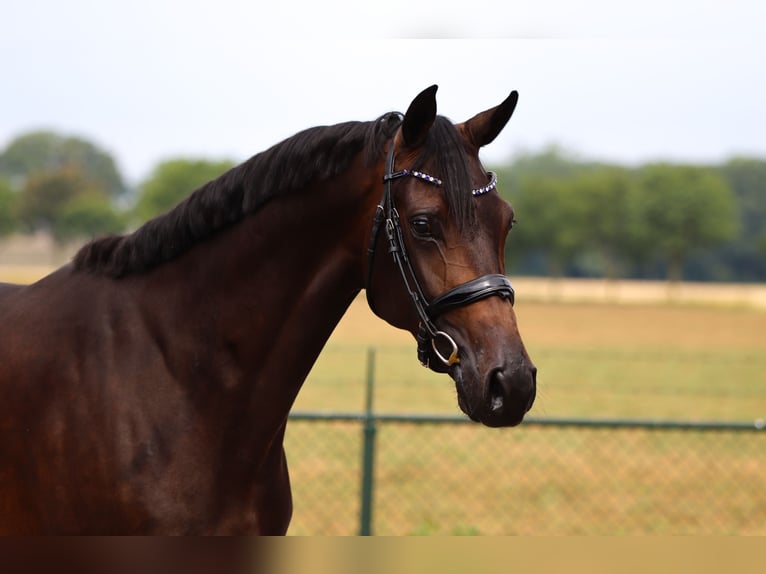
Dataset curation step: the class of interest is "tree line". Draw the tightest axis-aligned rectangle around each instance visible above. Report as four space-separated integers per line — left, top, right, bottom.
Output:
1 131 764 282
0 131 234 246
493 148 766 282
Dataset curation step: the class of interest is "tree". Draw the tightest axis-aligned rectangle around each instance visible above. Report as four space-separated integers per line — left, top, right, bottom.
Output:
0 131 126 197
635 164 737 282
569 167 644 279
507 175 591 276
716 158 766 280
495 146 586 193
720 158 766 240
18 167 95 233
134 159 235 222
54 195 125 243
496 148 634 278
0 178 18 238
16 165 126 243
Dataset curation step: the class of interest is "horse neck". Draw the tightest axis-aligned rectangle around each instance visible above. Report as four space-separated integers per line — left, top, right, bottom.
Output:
137 161 379 423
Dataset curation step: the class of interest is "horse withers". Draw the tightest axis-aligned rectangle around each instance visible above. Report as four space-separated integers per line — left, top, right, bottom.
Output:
0 86 536 534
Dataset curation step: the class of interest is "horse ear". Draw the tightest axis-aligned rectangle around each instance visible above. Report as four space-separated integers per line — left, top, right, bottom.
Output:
461 90 519 148
401 85 438 148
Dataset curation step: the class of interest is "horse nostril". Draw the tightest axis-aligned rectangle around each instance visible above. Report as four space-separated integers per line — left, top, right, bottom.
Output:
488 368 507 413
488 363 537 415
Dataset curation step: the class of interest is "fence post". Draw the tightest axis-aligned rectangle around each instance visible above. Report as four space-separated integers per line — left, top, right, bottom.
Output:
359 347 377 536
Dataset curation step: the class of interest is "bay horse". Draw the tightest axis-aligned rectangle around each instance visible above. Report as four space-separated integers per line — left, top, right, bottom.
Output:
0 86 536 534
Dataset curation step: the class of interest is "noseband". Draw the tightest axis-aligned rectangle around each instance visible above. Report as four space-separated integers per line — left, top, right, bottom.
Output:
366 142 515 372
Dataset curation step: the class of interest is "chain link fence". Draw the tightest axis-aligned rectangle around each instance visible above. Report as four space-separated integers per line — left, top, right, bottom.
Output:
283 345 766 535
284 414 766 535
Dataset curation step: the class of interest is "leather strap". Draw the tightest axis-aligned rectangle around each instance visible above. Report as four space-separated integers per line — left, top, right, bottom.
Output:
428 274 515 317
365 139 516 371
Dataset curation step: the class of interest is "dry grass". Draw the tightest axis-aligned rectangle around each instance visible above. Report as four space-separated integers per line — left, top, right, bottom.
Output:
295 293 766 420
513 277 766 310
516 300 766 351
286 421 766 535
286 288 766 535
327 285 766 351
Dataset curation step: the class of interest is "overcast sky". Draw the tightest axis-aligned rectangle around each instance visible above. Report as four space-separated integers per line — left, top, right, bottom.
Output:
2 0 765 184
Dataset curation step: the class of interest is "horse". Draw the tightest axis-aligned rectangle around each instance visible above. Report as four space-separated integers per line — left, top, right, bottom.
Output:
0 86 536 534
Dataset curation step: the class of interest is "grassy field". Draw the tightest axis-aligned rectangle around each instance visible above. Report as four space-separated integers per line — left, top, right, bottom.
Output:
295 293 766 421
288 290 766 535
285 420 765 535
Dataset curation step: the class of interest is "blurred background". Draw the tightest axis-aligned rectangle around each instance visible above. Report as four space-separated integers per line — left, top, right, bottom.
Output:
1 0 764 535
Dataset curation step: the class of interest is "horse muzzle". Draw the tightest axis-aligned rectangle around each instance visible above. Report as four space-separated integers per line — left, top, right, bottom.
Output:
452 357 537 427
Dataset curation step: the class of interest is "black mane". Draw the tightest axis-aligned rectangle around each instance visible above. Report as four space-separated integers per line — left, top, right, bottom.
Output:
74 113 474 277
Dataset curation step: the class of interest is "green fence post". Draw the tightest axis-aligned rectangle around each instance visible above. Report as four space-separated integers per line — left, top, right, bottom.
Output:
359 347 377 536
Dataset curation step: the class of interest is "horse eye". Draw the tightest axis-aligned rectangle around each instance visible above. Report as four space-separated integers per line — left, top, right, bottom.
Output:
410 217 432 237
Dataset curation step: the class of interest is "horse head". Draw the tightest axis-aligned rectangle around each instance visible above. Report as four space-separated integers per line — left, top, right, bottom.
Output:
366 85 537 427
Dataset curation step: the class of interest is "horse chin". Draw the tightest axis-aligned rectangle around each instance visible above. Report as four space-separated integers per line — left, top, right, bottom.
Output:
450 364 483 423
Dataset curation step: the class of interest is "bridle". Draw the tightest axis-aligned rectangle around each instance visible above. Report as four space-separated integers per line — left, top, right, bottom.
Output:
366 141 515 372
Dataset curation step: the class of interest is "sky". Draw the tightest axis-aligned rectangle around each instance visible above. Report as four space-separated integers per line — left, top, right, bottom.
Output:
2 0 765 185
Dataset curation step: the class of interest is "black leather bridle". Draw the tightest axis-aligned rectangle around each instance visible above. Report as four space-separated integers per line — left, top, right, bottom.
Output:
366 142 515 372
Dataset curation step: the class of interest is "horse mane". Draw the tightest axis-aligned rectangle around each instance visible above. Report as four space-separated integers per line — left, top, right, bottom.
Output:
73 113 474 278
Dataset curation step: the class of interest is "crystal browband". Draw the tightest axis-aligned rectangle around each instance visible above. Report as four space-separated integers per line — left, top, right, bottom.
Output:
393 170 498 196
